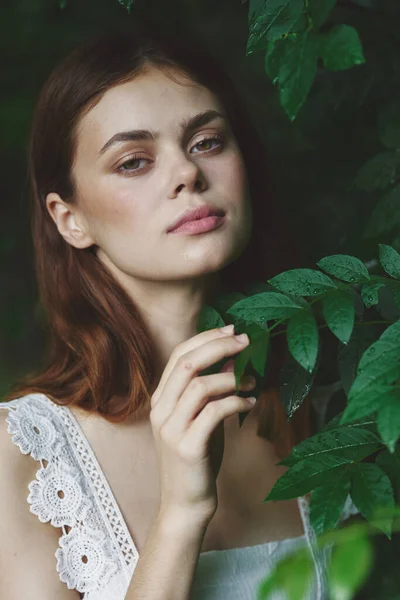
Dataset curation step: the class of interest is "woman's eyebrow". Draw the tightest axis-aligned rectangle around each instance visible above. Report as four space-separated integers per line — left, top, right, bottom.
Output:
98 109 227 156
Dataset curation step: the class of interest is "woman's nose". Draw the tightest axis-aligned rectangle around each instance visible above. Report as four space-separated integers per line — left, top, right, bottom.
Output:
168 153 208 197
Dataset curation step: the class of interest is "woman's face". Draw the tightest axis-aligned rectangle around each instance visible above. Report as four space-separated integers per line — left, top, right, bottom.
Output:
56 65 252 286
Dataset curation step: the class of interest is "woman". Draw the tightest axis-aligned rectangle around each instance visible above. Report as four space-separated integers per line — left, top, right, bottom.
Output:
0 22 356 600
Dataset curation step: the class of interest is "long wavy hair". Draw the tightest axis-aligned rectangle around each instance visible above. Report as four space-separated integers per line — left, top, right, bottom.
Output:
4 22 312 459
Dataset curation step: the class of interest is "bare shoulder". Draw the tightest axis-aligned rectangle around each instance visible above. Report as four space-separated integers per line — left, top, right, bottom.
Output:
0 410 81 599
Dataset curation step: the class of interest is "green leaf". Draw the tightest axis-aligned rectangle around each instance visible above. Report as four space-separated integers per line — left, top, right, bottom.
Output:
196 305 225 333
337 324 378 396
341 320 400 422
317 254 370 283
247 325 270 376
343 382 400 424
379 244 400 279
231 325 271 429
287 309 319 373
280 353 317 420
377 393 400 453
364 184 400 239
351 463 395 538
226 291 302 326
258 549 314 600
376 447 400 503
328 534 373 600
277 32 319 120
309 0 336 29
361 281 386 308
268 268 336 296
378 99 400 150
265 38 288 83
358 319 400 372
118 0 135 11
230 324 269 386
278 427 382 468
322 412 379 436
319 24 366 71
309 468 351 536
265 454 354 501
321 289 355 345
278 551 314 600
247 0 305 54
353 152 400 192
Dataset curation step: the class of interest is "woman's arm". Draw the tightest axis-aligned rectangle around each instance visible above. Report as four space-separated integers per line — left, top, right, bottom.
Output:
0 413 81 599
125 504 211 600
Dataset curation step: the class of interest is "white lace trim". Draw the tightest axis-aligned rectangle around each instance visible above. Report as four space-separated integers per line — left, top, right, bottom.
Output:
0 394 138 599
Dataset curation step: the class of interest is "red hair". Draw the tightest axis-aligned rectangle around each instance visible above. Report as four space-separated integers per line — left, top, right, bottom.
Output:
3 23 312 459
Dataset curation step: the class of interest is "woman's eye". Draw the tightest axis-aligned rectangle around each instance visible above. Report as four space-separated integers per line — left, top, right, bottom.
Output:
192 135 223 154
116 135 224 175
118 156 150 173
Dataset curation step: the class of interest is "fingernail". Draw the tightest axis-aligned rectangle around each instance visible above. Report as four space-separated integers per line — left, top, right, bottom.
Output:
220 324 234 334
235 333 249 344
247 396 257 405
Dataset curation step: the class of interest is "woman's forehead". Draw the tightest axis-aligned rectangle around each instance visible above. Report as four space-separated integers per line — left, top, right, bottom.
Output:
74 68 225 157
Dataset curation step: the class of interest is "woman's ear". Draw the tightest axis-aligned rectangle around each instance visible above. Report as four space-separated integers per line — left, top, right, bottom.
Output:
46 191 95 249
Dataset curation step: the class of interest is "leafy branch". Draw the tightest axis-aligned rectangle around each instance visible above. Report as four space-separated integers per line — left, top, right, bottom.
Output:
197 243 400 582
246 0 366 120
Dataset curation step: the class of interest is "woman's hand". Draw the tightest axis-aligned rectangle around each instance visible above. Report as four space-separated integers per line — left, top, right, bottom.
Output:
150 326 257 523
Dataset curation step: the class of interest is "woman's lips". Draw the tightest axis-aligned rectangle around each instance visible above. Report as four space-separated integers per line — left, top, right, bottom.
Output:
168 214 225 234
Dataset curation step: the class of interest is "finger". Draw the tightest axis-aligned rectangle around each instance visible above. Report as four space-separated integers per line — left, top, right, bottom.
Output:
164 371 256 435
181 395 256 455
150 334 249 421
151 325 235 408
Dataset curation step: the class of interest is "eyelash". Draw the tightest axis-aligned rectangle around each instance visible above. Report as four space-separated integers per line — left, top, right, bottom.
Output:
116 134 225 175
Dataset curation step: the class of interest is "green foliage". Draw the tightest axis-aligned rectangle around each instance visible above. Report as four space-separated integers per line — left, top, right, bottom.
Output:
328 532 374 600
287 308 319 372
308 468 352 536
321 289 355 345
118 0 135 11
268 267 337 295
256 514 400 599
280 353 317 420
197 243 400 592
308 0 336 29
380 244 400 279
247 0 305 51
317 254 370 283
246 0 366 119
319 25 365 71
351 463 395 538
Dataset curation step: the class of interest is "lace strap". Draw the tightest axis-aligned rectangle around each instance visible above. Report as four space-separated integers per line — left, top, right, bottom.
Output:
0 394 126 598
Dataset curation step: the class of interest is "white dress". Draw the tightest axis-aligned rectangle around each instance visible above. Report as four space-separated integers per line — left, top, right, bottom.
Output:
0 393 359 599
